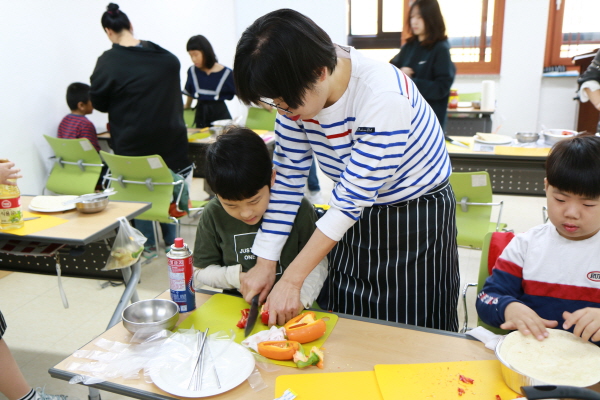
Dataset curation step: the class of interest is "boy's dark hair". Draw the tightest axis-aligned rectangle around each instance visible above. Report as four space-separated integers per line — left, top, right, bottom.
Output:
186 35 217 69
101 3 131 33
405 0 448 49
205 127 273 201
546 134 600 199
66 82 91 111
234 8 337 109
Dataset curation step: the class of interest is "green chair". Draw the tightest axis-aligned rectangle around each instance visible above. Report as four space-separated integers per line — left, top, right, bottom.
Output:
44 135 104 195
99 151 185 244
184 108 196 128
458 92 481 102
461 231 511 335
450 171 507 249
245 107 277 131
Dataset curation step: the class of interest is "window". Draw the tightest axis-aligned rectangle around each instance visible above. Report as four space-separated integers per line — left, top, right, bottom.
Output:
347 0 506 74
544 0 600 68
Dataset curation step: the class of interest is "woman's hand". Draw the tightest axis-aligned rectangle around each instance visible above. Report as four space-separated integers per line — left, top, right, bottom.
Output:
584 88 600 111
563 308 600 342
264 277 304 326
501 302 558 340
239 257 276 304
0 160 21 185
400 67 414 77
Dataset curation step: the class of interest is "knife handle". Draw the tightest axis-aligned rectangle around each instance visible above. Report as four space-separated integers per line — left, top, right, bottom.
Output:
522 385 600 400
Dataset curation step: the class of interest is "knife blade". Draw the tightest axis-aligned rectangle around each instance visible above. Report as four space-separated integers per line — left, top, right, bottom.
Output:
23 217 40 221
444 136 470 149
244 294 260 337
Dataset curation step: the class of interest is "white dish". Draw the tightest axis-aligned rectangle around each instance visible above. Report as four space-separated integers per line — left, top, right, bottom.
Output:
28 196 78 212
150 341 255 397
473 135 513 145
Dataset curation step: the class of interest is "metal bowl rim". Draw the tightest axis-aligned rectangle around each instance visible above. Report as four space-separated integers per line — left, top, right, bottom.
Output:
122 299 179 326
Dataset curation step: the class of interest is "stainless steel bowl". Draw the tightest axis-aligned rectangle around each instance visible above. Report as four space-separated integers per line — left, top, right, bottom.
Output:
122 299 179 335
75 196 109 213
494 336 548 394
516 132 540 143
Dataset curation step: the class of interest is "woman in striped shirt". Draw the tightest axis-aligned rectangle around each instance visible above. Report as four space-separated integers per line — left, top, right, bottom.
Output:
234 8 459 331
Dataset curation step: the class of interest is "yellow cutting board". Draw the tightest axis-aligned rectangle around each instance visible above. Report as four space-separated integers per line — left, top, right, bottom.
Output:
375 360 519 399
178 293 338 367
275 371 384 399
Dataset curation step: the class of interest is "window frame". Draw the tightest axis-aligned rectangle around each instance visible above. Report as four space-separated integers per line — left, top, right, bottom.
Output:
347 0 506 75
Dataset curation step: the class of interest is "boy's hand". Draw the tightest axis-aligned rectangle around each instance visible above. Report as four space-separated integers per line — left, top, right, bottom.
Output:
264 277 303 326
563 308 600 342
501 302 558 340
240 257 276 304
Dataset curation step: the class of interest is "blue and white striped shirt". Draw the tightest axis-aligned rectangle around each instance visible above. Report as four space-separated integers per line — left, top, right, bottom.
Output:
252 46 452 261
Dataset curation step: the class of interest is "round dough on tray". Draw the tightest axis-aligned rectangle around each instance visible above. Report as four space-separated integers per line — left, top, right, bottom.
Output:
500 329 600 387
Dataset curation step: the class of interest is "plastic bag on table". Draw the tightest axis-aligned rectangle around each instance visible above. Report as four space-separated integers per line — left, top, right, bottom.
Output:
103 217 146 271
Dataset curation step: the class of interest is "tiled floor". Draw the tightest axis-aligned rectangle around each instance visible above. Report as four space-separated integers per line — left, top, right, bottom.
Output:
0 175 547 400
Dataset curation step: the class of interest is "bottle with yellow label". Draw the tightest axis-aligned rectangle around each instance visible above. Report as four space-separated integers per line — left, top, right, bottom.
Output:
0 158 24 229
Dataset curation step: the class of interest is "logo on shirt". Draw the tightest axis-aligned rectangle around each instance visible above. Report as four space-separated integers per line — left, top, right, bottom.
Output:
356 127 375 133
587 271 600 282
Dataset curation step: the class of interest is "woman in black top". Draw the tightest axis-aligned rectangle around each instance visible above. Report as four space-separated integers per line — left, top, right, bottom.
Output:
577 49 600 133
390 0 455 130
90 3 191 249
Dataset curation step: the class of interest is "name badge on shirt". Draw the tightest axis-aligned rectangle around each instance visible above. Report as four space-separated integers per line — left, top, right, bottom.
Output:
356 127 375 133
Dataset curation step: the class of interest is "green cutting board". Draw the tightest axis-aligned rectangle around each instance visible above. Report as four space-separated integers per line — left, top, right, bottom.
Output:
178 293 338 367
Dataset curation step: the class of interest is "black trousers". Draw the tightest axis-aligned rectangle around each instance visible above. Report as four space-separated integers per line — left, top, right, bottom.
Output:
320 181 460 332
194 100 232 129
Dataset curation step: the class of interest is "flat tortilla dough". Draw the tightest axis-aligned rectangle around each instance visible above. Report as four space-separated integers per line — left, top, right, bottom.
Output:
499 329 600 387
475 133 509 142
30 195 77 210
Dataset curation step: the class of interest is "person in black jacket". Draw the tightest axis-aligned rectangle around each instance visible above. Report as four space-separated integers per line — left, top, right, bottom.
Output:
577 49 600 133
390 0 455 130
90 3 192 252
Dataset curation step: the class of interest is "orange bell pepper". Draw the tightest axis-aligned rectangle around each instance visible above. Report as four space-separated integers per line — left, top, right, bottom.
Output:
284 311 326 344
257 340 301 361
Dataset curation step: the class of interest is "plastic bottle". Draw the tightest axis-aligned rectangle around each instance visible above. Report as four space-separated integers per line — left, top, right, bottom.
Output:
0 159 24 230
448 89 459 109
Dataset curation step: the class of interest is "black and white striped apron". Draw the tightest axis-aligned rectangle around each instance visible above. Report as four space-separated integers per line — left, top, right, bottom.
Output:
0 309 6 339
320 180 460 332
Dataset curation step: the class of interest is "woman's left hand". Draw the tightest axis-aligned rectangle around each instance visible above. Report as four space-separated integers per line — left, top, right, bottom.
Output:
264 277 304 326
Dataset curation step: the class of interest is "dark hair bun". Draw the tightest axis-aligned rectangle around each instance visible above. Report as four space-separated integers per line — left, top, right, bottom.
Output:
107 3 119 14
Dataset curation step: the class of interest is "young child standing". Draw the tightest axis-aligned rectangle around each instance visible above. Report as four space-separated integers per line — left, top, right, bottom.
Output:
183 35 236 129
193 127 327 309
476 135 600 343
58 82 100 152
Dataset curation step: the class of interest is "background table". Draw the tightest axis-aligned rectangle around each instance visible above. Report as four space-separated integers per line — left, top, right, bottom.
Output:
446 107 494 136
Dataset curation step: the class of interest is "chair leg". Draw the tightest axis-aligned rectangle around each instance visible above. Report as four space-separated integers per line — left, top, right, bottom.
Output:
460 282 478 333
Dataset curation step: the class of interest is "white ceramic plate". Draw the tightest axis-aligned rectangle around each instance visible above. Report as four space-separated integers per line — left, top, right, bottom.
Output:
150 341 255 398
473 135 513 145
28 196 78 212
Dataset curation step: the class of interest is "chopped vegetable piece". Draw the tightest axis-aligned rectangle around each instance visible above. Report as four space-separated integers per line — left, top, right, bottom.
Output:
495 396 502 400
459 374 474 384
236 308 250 329
293 346 324 369
260 305 269 325
257 340 301 360
458 387 465 396
284 312 326 343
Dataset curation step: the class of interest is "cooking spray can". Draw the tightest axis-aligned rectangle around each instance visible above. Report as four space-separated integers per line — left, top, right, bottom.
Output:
167 237 196 313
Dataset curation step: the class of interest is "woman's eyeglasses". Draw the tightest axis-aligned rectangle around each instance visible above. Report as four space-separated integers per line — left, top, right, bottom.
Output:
258 98 293 114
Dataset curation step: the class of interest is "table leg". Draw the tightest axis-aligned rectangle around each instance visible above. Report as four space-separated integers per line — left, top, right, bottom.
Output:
88 386 101 400
106 261 142 329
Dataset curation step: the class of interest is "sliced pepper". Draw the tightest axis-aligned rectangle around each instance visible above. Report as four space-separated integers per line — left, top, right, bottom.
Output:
293 345 324 369
257 340 301 361
284 311 326 344
236 308 250 329
260 305 269 325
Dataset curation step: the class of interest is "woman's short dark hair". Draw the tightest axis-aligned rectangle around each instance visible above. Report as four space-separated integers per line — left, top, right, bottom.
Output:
186 35 217 69
234 8 337 109
205 127 273 201
66 82 91 110
101 3 131 33
546 134 600 199
406 0 448 48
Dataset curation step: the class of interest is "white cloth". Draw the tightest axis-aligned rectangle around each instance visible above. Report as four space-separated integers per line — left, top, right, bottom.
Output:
579 80 600 103
241 326 286 352
465 326 504 350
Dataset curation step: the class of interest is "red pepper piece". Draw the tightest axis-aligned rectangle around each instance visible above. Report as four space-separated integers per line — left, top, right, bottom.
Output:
458 388 465 396
260 305 269 325
459 374 474 384
495 396 502 400
236 308 250 329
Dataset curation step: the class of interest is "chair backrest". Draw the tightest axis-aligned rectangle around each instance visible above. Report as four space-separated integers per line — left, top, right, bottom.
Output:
245 107 277 131
450 171 495 248
183 108 195 128
44 135 103 195
477 231 512 334
458 92 481 102
100 151 175 223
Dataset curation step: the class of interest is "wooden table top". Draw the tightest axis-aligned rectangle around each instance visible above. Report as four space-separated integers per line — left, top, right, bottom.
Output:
5 196 150 246
50 291 501 400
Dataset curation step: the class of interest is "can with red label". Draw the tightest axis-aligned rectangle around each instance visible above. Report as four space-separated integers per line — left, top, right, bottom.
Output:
167 237 196 313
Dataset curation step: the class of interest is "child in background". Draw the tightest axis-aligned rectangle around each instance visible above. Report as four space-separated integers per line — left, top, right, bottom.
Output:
193 127 327 309
183 35 236 129
476 134 600 343
58 83 100 152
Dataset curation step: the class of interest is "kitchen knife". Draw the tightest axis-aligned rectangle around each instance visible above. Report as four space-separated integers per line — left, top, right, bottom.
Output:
244 294 259 337
521 385 600 400
444 135 470 149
